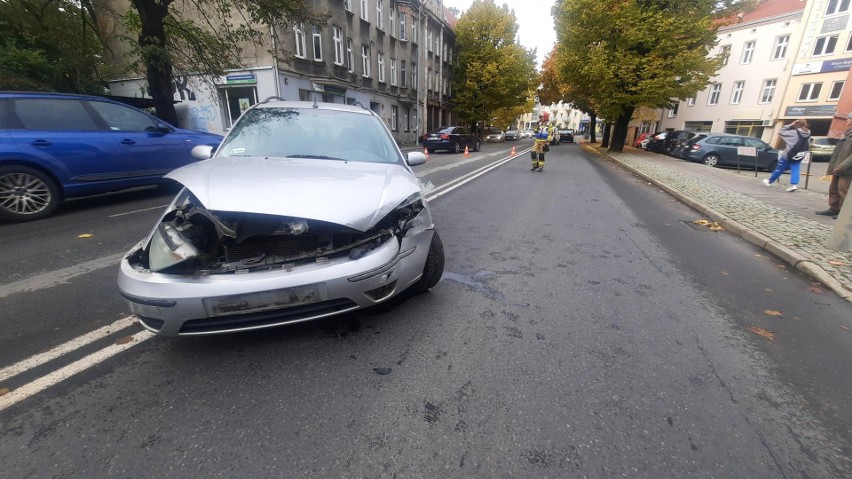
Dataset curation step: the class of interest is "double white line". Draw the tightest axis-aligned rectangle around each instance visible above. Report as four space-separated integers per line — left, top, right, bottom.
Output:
0 148 526 412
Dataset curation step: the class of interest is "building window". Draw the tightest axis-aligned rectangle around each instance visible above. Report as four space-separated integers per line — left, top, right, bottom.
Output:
741 41 755 64
389 6 395 37
708 83 721 105
829 81 845 100
427 31 432 52
376 0 383 30
798 82 823 101
412 17 417 43
333 27 343 65
378 53 385 82
360 0 368 21
390 58 397 86
731 81 745 104
720 45 731 65
361 45 371 77
404 107 410 131
347 39 354 72
401 60 407 87
312 27 322 61
412 62 417 88
399 13 407 40
686 96 696 106
391 105 398 131
294 24 306 59
426 68 431 91
760 79 776 103
826 0 850 15
299 89 311 101
668 102 679 117
344 0 352 12
846 33 852 52
772 35 789 60
813 35 839 56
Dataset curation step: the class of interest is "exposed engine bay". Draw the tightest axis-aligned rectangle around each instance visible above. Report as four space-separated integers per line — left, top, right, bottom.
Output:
127 189 425 275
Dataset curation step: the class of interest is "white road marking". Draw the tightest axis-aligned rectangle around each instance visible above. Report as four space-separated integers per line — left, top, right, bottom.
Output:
0 253 125 299
0 316 138 383
109 204 168 218
0 329 154 412
426 150 526 201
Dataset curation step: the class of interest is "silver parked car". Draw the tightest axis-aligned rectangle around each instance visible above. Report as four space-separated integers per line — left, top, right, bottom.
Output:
117 100 444 336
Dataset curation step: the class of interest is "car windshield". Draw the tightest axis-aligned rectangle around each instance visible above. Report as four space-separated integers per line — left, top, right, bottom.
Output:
217 107 402 164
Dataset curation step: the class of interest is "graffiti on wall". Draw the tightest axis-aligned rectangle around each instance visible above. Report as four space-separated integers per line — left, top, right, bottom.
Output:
172 75 197 101
177 104 218 132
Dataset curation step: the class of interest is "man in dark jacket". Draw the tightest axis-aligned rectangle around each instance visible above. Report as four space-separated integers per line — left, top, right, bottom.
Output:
817 114 852 219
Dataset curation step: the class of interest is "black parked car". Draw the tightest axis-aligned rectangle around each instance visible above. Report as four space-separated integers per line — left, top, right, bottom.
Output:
660 130 701 156
559 129 574 143
645 132 668 153
423 126 481 153
681 133 780 171
671 134 708 159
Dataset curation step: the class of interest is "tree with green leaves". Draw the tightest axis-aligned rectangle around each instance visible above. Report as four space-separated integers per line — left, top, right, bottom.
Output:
114 0 327 124
0 0 110 94
553 0 754 152
453 0 537 135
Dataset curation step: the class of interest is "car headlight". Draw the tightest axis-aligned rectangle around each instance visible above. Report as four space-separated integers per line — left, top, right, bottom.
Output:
148 223 201 272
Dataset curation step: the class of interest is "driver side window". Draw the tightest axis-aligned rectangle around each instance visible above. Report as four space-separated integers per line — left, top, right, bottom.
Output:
89 101 159 132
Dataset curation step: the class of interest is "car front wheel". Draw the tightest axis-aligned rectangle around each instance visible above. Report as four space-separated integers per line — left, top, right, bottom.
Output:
473 140 481 152
412 231 445 293
703 154 720 167
453 142 461 153
0 166 60 222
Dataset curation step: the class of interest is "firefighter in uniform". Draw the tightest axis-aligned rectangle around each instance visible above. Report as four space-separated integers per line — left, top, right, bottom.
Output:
531 112 554 171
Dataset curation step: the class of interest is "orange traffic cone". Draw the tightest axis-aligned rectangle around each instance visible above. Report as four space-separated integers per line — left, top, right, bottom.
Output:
511 145 516 157
464 145 470 158
423 147 429 159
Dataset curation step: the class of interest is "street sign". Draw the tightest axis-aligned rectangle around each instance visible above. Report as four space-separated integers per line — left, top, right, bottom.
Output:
737 146 757 156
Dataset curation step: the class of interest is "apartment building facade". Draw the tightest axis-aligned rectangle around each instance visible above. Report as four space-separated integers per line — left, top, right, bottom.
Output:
658 0 806 143
101 0 457 146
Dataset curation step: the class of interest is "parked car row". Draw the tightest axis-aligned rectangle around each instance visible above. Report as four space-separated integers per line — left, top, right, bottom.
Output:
639 128 837 171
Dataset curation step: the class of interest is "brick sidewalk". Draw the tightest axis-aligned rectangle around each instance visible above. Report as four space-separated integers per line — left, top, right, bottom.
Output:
581 142 852 303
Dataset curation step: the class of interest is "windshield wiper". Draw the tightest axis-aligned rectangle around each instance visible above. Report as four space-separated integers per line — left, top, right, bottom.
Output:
286 154 347 161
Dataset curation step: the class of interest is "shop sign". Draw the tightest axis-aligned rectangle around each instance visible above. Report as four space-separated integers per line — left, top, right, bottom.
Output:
784 105 836 116
226 74 257 85
792 57 852 75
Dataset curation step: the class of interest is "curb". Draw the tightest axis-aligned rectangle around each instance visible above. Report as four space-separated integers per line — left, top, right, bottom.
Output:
581 142 852 304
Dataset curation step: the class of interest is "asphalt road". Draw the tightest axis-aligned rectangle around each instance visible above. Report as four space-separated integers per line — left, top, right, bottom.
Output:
1 139 851 477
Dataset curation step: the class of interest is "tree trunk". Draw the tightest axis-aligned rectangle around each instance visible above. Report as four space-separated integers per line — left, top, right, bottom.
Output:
588 112 597 143
601 123 611 148
132 0 178 125
608 106 635 153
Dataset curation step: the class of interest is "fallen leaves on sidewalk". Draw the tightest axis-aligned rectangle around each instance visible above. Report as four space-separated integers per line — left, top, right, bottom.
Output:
807 283 825 294
77 233 94 238
748 327 776 341
828 260 846 266
764 310 783 317
0 387 9 397
692 219 725 232
115 335 135 345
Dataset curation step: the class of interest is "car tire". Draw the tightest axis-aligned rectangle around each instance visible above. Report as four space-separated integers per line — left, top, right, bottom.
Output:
453 142 461 153
412 231 445 293
0 165 60 223
473 141 481 152
702 154 720 167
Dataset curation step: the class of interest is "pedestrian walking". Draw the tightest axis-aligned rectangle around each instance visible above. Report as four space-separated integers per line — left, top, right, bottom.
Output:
816 114 852 219
763 119 810 191
530 112 552 172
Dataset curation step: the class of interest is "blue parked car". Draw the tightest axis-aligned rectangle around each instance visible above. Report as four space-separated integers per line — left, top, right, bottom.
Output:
0 92 223 222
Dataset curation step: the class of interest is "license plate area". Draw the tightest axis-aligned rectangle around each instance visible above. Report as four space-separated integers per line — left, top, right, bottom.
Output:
204 284 326 317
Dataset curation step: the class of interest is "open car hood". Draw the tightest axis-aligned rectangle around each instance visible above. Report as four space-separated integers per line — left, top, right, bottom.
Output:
166 157 422 232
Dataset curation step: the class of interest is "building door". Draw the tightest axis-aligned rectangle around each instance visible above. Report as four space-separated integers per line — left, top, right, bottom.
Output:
218 86 257 129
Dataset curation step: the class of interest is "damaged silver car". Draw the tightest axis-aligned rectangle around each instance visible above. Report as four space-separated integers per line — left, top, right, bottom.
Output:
117 100 444 336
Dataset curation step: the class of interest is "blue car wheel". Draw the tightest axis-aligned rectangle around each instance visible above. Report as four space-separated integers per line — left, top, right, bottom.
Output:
0 165 60 222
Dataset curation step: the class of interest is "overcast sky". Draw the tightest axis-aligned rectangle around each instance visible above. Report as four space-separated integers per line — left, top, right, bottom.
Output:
442 0 557 69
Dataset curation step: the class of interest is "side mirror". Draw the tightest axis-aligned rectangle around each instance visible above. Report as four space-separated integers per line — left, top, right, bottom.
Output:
191 144 214 160
406 151 428 166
